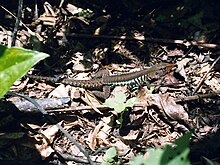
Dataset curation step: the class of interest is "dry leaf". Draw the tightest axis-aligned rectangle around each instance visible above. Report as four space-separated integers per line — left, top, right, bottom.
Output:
87 121 103 150
41 124 59 142
205 77 220 93
81 89 103 114
160 94 189 121
34 124 60 158
121 130 139 140
35 143 54 159
98 116 113 145
176 59 190 81
69 145 84 157
49 84 69 98
113 140 130 156
141 93 188 122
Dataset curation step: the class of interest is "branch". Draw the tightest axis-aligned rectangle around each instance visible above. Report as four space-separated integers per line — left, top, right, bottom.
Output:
67 33 220 49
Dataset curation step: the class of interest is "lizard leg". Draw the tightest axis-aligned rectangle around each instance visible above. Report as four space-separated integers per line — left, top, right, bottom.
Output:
91 86 110 99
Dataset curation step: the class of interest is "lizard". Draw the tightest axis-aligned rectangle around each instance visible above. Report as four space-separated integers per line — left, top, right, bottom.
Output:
26 63 174 99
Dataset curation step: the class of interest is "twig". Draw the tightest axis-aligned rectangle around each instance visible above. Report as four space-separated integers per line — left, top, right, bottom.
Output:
0 5 43 41
175 93 219 103
46 105 108 113
7 91 95 165
11 0 23 47
7 89 220 114
67 33 220 49
192 55 220 95
53 152 90 164
44 93 219 113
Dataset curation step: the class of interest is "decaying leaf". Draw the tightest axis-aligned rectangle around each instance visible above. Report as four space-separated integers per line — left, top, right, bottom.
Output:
35 124 59 159
48 84 69 98
140 93 188 122
113 139 131 156
160 94 188 121
87 116 112 150
98 116 112 145
81 88 103 114
87 120 103 150
205 77 220 93
120 129 140 140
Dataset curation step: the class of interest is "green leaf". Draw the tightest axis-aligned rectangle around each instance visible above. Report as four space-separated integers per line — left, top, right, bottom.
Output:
174 131 191 148
104 97 117 109
103 147 117 161
114 102 126 113
129 155 147 165
115 92 126 103
101 162 112 165
129 132 191 165
146 132 191 165
104 92 127 113
102 147 117 165
145 148 164 165
0 45 49 98
126 97 138 107
104 92 134 116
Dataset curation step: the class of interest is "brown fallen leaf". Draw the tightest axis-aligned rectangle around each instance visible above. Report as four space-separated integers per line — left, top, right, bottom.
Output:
87 120 103 151
98 116 112 145
87 116 112 150
113 139 131 157
138 93 188 122
160 94 189 122
120 129 140 140
34 124 59 159
49 84 69 98
41 124 59 143
80 88 103 114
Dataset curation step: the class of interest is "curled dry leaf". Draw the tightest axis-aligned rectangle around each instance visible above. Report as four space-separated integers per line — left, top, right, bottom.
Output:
98 116 112 145
142 94 188 122
34 124 59 159
81 88 103 114
87 121 103 151
160 94 188 121
87 117 112 151
176 59 190 81
35 137 54 159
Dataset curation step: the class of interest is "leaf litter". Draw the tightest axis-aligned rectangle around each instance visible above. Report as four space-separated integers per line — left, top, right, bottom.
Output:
1 1 220 164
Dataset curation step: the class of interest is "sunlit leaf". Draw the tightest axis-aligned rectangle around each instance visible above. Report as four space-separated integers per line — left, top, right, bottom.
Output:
129 132 191 165
103 147 117 161
0 45 49 98
126 97 138 107
102 147 117 165
115 92 126 103
104 97 117 108
146 132 191 165
114 102 126 113
129 155 147 165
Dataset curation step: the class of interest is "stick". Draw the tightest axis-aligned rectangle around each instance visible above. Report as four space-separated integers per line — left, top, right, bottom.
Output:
67 33 220 49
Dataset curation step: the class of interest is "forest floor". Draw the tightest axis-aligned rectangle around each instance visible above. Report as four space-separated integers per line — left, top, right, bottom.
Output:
0 1 220 164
